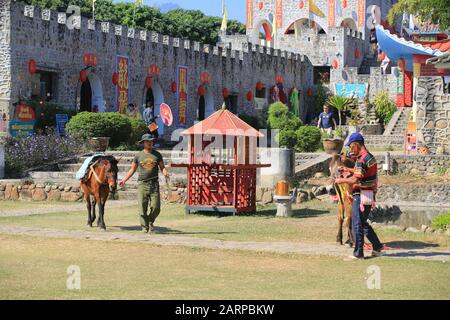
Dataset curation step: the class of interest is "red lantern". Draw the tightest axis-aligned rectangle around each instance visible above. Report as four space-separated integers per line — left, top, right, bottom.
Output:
171 81 177 93
246 91 254 101
79 69 87 82
112 72 118 86
299 0 304 9
198 85 206 97
275 75 284 84
145 77 153 89
28 59 37 75
256 81 263 91
222 87 229 98
354 48 361 59
258 2 263 10
307 88 313 97
342 0 347 8
331 59 339 69
398 58 406 72
200 72 211 84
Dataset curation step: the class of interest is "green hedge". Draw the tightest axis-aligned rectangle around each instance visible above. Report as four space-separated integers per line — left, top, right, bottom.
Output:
66 112 132 148
296 126 322 152
432 212 450 231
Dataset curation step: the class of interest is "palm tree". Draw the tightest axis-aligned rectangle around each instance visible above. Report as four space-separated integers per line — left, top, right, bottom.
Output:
326 95 352 131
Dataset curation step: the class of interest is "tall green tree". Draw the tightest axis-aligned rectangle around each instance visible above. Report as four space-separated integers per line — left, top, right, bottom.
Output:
387 0 450 30
22 0 246 45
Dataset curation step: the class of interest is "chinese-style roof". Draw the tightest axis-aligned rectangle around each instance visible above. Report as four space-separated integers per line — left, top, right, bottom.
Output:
426 52 450 65
182 104 263 137
375 25 450 72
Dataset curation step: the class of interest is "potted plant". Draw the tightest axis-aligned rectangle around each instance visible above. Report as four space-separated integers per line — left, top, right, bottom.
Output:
322 95 352 154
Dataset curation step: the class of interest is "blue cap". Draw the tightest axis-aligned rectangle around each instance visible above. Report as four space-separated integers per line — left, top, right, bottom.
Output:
345 132 365 147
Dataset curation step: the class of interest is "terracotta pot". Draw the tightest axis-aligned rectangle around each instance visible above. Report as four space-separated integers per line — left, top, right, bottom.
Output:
322 138 344 155
87 137 110 152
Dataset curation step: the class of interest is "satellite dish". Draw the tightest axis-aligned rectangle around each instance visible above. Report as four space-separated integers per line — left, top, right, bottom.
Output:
159 103 173 127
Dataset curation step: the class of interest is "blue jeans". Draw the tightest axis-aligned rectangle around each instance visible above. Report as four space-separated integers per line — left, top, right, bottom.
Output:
352 194 383 258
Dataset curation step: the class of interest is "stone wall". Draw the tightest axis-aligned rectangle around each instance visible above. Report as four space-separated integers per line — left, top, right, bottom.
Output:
2 2 313 140
376 183 450 204
0 0 11 129
377 154 450 175
415 76 450 154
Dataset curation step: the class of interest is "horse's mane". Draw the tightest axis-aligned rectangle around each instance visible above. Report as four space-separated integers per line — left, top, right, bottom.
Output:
95 155 118 170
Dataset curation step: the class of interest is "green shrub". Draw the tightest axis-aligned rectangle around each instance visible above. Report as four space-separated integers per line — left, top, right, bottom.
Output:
267 102 302 131
374 91 397 125
295 126 322 152
129 117 147 146
276 129 298 149
24 100 76 133
432 212 450 231
66 112 132 148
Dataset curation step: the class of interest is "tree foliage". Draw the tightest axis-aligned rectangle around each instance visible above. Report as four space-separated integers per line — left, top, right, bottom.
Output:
387 0 450 31
22 0 246 45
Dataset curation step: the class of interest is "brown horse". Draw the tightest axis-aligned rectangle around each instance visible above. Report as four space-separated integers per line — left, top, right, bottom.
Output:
329 152 355 247
80 156 119 230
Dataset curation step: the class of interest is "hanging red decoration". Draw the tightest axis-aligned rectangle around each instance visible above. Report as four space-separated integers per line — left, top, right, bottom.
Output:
275 75 284 84
200 72 211 84
331 59 339 69
256 81 263 91
198 85 206 97
112 72 118 86
83 54 97 67
145 77 153 89
398 58 406 72
171 81 177 93
246 91 254 101
222 87 229 98
28 59 37 75
307 88 313 97
354 48 361 59
79 69 87 82
258 2 263 10
299 0 304 9
147 64 160 77
342 0 347 8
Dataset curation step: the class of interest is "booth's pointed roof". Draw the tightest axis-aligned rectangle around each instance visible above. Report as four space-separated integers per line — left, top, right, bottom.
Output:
182 104 263 137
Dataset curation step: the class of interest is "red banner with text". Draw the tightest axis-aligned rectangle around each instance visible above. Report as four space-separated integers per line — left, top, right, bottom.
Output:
276 0 283 29
246 0 253 29
328 0 335 28
116 55 129 114
358 0 365 27
176 65 188 127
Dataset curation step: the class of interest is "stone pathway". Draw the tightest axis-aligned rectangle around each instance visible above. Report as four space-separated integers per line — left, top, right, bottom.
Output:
0 225 449 262
0 200 136 217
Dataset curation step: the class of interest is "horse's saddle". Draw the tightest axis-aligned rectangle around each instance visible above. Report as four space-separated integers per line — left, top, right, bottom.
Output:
75 154 104 181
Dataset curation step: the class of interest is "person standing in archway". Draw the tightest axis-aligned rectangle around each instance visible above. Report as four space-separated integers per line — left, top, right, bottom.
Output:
143 103 159 138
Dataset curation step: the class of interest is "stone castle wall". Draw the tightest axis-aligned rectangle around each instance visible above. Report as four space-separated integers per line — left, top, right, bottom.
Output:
0 0 11 123
1 1 314 139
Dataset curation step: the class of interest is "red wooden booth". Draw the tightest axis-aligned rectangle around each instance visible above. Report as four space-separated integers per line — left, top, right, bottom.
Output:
171 106 270 214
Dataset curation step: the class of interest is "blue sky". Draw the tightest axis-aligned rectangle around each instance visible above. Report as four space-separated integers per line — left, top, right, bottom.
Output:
114 0 246 22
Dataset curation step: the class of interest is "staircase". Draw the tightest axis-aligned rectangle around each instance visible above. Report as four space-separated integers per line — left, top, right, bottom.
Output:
358 55 381 74
383 108 410 136
28 150 189 200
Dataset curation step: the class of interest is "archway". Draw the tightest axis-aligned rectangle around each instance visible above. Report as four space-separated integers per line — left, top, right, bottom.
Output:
79 72 104 112
144 81 165 136
198 86 215 120
251 19 273 44
284 18 327 36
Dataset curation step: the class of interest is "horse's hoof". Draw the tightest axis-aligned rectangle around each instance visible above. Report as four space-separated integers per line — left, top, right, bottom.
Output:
345 243 353 248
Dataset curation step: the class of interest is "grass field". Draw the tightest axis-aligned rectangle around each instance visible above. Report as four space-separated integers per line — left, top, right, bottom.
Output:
1 200 449 299
0 200 448 247
1 234 449 300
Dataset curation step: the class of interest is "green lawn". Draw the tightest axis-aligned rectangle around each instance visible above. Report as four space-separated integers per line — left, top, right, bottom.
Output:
1 234 449 300
0 200 448 248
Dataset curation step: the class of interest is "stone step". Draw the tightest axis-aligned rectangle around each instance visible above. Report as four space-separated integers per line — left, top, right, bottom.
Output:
58 163 188 175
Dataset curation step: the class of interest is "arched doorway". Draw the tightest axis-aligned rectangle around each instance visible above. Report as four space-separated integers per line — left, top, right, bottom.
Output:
79 73 104 112
144 81 164 136
251 19 273 45
198 86 215 120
